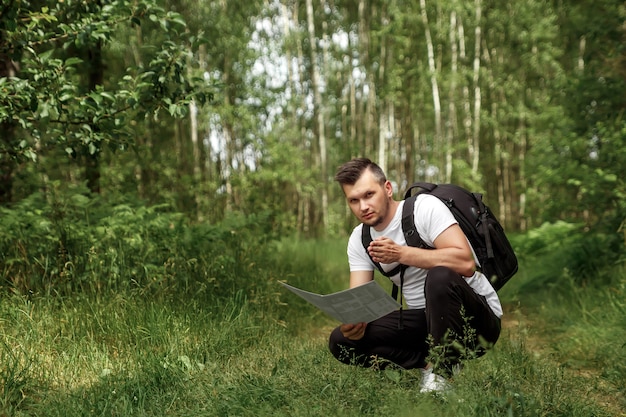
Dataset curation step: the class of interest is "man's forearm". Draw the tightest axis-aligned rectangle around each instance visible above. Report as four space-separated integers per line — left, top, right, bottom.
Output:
398 246 476 277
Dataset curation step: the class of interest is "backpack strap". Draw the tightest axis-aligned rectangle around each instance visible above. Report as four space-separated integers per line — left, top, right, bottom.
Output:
361 226 404 278
474 198 494 259
401 194 429 249
361 224 403 301
361 194 432 303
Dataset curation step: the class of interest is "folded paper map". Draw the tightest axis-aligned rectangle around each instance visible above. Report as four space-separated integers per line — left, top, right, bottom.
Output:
280 280 401 323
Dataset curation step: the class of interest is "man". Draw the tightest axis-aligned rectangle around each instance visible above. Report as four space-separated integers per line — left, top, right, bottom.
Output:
329 158 502 393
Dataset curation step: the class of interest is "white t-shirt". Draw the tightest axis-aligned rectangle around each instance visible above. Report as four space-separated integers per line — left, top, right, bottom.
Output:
347 194 503 318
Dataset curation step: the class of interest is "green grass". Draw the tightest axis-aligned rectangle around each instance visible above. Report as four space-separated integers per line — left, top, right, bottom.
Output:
497 246 626 416
1 237 624 416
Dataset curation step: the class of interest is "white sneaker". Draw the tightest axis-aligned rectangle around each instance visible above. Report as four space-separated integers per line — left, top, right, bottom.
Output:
419 367 450 394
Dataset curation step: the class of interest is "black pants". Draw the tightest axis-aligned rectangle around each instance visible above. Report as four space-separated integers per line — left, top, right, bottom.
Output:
328 266 501 374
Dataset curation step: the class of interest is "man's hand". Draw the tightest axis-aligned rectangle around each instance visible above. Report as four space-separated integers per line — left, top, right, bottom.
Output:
367 236 402 264
366 225 476 276
340 322 367 340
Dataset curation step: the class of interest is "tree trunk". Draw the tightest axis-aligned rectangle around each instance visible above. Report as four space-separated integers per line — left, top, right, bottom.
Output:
0 51 18 204
419 0 443 181
128 20 152 201
188 61 202 220
377 5 388 173
458 15 474 168
578 35 586 72
306 0 328 232
446 10 458 182
281 2 303 233
85 38 103 194
482 39 505 223
519 123 527 231
358 0 376 154
346 19 360 158
471 0 482 175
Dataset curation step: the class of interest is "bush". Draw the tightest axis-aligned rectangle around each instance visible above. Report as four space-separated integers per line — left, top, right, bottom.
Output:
0 186 276 300
515 221 625 285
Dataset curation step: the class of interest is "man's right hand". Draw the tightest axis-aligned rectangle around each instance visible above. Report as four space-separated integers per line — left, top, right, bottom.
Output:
340 322 367 340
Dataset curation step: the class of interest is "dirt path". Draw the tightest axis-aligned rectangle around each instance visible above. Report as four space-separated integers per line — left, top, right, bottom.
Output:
500 304 625 417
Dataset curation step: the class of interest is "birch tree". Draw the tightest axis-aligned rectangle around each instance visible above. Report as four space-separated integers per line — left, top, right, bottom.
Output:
419 0 443 182
377 3 389 173
446 9 458 182
305 0 329 231
470 0 482 175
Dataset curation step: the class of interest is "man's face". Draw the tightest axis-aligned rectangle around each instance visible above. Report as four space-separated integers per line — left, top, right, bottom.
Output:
342 169 393 229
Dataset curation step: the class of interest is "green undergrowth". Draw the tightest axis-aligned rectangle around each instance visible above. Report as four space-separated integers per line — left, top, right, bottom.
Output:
1 220 624 416
1 287 618 417
498 224 626 415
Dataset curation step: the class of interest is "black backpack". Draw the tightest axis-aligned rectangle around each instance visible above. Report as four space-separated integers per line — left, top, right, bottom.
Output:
362 182 518 297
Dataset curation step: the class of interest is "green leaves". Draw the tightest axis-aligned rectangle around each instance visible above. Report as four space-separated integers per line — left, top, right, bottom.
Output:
1 0 212 165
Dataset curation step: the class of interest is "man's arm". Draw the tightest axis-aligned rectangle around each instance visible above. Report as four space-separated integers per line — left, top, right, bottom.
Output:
349 269 374 289
367 224 476 277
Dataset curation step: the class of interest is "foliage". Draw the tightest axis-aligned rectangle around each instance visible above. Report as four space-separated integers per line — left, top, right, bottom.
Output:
1 0 625 237
525 0 626 230
0 236 623 416
0 185 276 297
509 221 625 288
513 221 581 256
502 229 626 414
528 119 626 231
0 0 211 163
231 132 328 237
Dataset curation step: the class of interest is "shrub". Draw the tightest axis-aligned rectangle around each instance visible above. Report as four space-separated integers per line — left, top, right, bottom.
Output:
0 186 276 300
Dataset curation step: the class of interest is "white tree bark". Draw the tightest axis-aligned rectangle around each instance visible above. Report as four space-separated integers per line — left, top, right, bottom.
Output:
358 0 376 153
446 10 458 182
457 14 474 171
419 0 443 181
378 7 388 173
471 0 482 174
578 36 586 72
305 0 328 230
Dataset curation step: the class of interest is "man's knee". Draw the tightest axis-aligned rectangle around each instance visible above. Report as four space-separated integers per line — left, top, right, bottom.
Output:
329 327 367 366
328 326 348 361
425 266 460 296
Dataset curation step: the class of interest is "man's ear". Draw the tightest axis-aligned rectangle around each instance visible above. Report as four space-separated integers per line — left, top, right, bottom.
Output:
384 180 393 196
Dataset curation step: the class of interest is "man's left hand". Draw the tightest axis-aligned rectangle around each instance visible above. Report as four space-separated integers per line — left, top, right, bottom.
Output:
340 322 368 340
367 236 402 264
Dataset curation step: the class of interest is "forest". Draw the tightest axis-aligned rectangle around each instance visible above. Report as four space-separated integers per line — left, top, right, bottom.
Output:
1 0 625 416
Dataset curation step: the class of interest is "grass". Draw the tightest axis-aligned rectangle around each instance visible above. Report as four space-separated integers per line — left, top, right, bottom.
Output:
497 248 626 416
1 237 625 416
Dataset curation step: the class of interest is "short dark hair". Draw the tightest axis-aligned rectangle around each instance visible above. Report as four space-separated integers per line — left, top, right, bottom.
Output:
334 158 386 186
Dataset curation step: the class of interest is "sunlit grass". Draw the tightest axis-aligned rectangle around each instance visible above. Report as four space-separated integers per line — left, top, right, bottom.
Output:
1 291 622 416
1 237 624 416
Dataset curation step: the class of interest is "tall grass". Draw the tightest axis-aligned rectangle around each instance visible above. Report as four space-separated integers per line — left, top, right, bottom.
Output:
504 270 626 407
1 255 622 415
1 280 620 416
500 223 626 415
1 201 624 416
